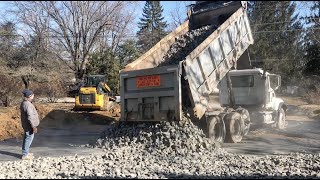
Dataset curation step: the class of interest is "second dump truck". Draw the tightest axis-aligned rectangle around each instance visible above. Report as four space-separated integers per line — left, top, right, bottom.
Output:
120 1 286 144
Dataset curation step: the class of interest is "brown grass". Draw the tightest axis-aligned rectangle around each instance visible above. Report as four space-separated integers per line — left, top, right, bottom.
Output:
303 91 320 105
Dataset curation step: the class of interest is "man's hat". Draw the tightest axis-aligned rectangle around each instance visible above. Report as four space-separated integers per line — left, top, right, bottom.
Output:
22 89 34 97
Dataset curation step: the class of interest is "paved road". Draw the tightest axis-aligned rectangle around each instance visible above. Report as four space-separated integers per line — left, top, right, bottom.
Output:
0 119 108 162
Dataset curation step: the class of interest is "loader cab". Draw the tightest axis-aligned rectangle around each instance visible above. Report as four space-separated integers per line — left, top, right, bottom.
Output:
84 75 106 87
82 75 109 95
219 68 281 109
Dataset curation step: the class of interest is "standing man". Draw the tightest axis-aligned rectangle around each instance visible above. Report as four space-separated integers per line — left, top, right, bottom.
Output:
20 89 40 160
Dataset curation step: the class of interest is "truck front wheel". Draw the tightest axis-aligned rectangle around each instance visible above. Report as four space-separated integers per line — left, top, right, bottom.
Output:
225 112 244 143
207 116 226 143
237 108 250 136
276 108 286 129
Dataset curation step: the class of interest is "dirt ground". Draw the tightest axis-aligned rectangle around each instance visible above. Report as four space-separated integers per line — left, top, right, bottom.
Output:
0 104 53 141
280 96 320 119
0 102 119 141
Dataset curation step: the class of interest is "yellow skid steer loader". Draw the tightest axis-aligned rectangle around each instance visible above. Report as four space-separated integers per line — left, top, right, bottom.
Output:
75 75 114 111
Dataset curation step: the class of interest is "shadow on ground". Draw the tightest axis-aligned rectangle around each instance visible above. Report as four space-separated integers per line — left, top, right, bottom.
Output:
0 150 21 159
39 109 118 127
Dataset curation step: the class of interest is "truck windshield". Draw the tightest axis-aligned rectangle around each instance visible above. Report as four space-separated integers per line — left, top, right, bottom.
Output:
230 75 254 87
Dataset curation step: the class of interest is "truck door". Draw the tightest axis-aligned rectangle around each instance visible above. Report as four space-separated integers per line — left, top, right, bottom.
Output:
266 74 281 107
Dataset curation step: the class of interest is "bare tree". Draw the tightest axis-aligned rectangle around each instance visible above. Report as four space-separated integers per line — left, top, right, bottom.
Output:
10 2 51 87
168 1 194 31
11 1 137 80
96 3 137 55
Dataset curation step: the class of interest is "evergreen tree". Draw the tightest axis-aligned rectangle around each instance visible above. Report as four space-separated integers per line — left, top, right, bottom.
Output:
0 21 17 63
137 1 168 53
117 39 141 68
86 39 141 94
248 1 304 85
304 43 320 76
86 48 120 94
303 1 320 76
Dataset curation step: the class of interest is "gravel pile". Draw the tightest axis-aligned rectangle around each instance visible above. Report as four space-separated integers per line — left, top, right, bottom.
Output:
88 114 218 154
1 151 320 179
158 25 217 67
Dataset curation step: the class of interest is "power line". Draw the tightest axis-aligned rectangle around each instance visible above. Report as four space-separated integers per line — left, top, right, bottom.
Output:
252 21 301 26
247 1 313 12
248 6 312 12
251 17 320 26
0 23 319 38
0 33 138 38
0 28 319 37
250 59 304 62
253 27 320 34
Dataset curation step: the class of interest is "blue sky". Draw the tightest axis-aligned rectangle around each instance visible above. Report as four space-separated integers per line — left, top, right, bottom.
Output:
0 1 314 35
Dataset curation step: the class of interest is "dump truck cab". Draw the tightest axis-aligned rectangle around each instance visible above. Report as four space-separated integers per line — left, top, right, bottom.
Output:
219 68 287 128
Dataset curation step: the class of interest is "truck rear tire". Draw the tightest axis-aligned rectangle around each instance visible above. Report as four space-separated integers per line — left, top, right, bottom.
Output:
207 116 226 143
236 108 250 136
225 112 243 143
276 108 286 129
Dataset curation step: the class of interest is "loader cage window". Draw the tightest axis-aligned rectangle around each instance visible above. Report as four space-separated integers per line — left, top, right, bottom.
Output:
230 75 254 87
85 76 106 87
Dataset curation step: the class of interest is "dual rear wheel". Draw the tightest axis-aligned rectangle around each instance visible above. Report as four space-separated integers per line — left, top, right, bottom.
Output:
207 116 225 143
207 108 286 143
207 109 251 143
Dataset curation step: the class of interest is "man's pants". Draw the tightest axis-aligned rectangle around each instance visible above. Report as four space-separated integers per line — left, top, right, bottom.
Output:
22 131 34 156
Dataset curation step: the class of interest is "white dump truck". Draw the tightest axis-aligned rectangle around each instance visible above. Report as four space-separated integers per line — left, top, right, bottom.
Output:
119 1 286 144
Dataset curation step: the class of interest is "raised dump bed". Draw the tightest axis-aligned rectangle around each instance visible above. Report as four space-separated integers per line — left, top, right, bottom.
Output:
120 1 253 122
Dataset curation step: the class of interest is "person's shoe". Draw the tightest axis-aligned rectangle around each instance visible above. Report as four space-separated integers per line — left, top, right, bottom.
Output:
21 154 34 160
28 153 34 156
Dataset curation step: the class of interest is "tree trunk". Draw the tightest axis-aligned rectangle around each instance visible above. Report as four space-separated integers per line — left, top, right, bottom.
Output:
5 96 10 107
21 76 30 89
75 68 86 84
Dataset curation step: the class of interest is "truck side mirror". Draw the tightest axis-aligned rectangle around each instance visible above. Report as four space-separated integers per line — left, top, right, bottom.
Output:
269 74 281 91
276 75 281 90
